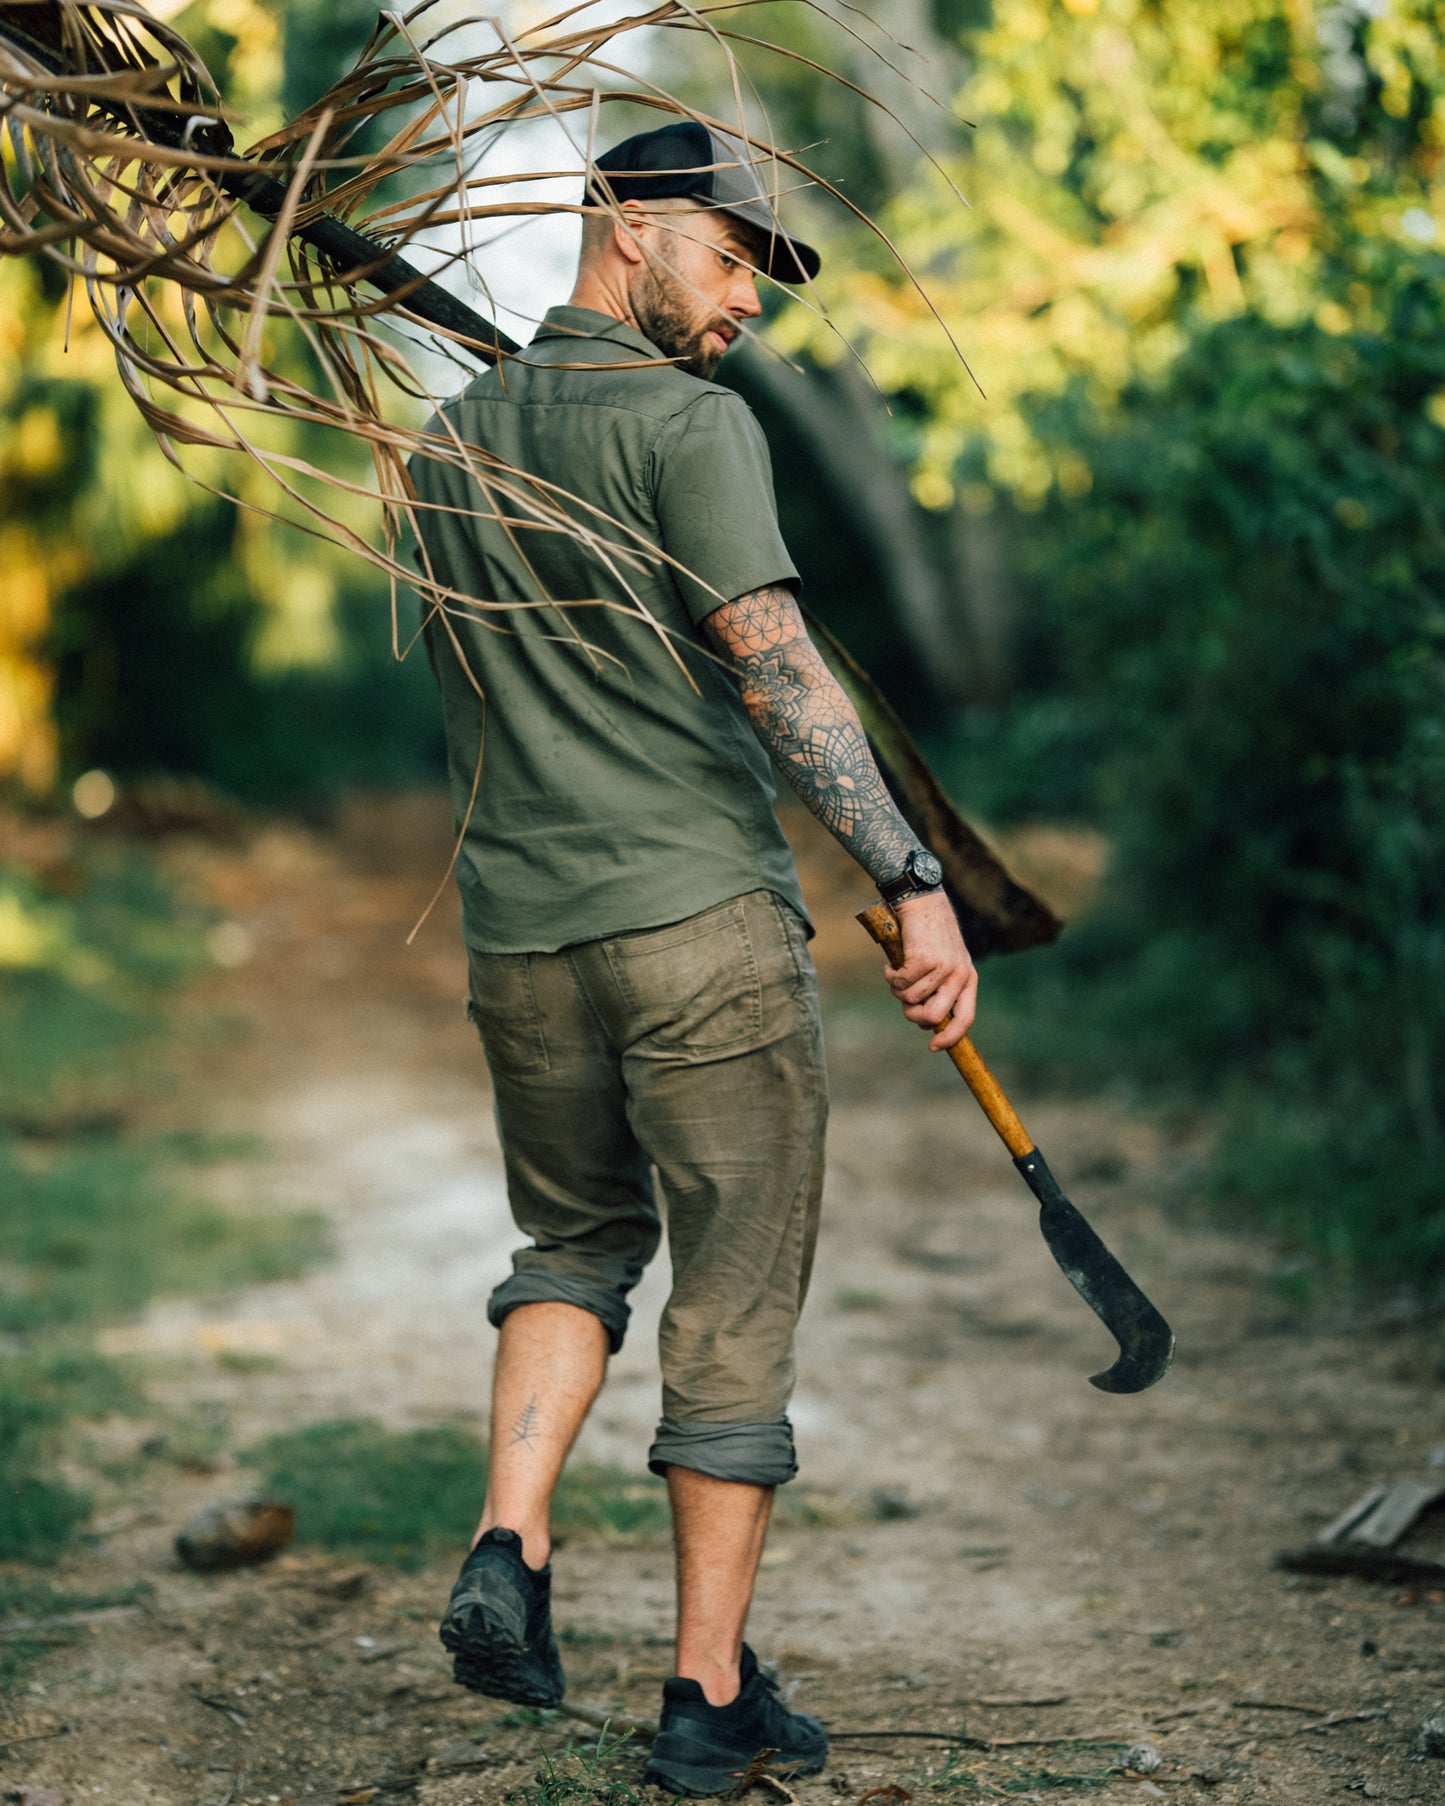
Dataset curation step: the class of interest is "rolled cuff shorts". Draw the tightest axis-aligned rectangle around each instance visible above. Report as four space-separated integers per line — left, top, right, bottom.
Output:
466 889 828 1488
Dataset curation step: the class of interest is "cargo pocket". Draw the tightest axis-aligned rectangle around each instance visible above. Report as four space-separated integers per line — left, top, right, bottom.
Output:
466 950 550 1074
606 897 762 1057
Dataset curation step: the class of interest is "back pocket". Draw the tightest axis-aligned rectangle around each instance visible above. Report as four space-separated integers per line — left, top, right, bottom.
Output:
466 950 550 1074
606 898 761 1057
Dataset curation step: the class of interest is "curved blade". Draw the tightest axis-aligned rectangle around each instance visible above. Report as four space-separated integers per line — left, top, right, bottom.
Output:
1014 1149 1175 1394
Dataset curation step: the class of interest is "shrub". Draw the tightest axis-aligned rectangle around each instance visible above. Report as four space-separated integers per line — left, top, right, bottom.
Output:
1003 246 1445 1284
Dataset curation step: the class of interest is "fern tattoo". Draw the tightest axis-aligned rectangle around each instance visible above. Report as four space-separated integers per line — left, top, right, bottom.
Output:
509 1394 540 1449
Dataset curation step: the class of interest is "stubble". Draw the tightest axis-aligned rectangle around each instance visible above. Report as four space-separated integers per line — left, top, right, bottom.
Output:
631 260 727 380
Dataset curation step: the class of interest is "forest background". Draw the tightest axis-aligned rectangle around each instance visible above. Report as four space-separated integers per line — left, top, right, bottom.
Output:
3 0 1443 1316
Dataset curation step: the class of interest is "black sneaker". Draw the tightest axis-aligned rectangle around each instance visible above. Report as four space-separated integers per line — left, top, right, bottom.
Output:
438 1527 565 1707
642 1644 828 1796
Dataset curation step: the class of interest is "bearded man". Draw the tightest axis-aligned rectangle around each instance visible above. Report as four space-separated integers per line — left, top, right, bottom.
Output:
407 121 976 1795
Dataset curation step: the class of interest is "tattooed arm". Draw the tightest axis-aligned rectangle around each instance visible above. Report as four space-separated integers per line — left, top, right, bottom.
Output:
703 582 917 886
702 581 977 1048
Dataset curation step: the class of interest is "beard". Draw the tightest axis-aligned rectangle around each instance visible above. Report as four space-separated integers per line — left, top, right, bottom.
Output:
630 263 728 380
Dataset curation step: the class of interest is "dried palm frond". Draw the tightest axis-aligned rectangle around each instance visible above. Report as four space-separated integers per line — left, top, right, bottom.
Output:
0 0 1058 953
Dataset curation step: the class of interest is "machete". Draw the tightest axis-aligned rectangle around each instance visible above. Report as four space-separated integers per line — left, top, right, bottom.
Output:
858 899 1175 1394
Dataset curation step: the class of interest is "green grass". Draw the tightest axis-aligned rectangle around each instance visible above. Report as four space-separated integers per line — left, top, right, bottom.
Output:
0 832 328 1597
0 1343 144 1566
247 1419 675 1569
0 1134 326 1335
0 1575 153 1692
0 847 211 1127
906 1742 1125 1795
507 1727 644 1806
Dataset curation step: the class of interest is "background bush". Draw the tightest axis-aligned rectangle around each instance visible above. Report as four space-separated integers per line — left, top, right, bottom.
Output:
986 245 1445 1284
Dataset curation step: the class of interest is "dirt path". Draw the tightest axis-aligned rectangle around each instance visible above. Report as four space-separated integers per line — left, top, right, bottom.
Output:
5 797 1444 1806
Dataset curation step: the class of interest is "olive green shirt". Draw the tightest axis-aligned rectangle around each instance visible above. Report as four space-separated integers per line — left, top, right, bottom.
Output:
408 304 809 954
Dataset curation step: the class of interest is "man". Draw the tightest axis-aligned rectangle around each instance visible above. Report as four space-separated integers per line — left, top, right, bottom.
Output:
407 120 976 1796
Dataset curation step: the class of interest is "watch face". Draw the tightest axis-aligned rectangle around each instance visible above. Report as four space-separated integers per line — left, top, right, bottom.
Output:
912 850 943 887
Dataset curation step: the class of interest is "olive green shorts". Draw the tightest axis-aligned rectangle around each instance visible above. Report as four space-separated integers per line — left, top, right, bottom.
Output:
466 889 828 1488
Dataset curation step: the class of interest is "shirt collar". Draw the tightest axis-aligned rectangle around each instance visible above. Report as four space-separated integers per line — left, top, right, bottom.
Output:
529 304 663 361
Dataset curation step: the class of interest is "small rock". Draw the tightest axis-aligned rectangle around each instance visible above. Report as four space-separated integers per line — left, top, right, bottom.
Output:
886 1670 930 1690
430 1740 491 1770
1122 1743 1163 1774
1417 1714 1445 1757
5 1787 67 1806
868 1487 922 1522
310 1564 372 1599
175 1497 294 1571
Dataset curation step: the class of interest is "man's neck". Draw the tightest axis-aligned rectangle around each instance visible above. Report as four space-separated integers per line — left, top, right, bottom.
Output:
567 268 639 330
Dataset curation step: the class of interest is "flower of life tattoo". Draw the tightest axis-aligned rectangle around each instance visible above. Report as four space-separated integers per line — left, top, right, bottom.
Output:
510 1394 540 1449
703 583 918 885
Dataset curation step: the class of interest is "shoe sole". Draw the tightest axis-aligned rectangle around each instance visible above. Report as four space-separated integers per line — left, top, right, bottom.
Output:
439 1593 564 1708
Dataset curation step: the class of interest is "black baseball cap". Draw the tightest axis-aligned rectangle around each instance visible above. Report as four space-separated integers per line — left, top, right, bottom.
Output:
585 120 821 284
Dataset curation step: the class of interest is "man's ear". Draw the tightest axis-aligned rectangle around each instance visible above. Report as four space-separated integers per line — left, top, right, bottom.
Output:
611 204 649 268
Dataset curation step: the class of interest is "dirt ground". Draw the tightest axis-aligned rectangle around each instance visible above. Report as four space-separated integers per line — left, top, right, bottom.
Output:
5 795 1444 1806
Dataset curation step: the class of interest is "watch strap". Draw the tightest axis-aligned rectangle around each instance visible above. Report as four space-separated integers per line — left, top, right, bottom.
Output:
878 850 943 906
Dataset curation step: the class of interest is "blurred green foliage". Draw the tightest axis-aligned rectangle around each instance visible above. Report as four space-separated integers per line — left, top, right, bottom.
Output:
981 258 1445 1282
249 1419 673 1569
0 0 440 805
0 845 207 1120
739 0 1445 1287
0 1135 326 1336
0 835 325 1578
51 502 445 808
0 1348 140 1565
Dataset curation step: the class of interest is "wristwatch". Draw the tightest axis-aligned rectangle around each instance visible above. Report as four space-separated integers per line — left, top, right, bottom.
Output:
878 847 944 905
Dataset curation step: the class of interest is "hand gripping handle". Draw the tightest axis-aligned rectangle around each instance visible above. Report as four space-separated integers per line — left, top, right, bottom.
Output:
857 900 1035 1161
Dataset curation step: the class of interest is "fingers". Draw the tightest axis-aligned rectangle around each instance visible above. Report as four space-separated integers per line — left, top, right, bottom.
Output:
887 971 937 1006
884 960 950 1004
892 960 977 1050
899 976 960 1025
880 898 979 1053
930 969 977 1051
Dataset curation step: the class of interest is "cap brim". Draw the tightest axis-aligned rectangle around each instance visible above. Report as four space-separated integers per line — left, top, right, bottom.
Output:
717 200 820 284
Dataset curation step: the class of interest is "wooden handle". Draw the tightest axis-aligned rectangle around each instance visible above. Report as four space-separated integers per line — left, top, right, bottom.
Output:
857 900 1035 1160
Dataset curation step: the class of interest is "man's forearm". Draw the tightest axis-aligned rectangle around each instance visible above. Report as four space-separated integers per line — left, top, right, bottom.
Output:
702 582 919 886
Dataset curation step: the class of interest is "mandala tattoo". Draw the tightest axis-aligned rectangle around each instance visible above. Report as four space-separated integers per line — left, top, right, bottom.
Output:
703 584 920 885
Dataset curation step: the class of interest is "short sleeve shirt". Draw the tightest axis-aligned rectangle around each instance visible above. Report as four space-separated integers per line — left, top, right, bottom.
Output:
408 304 808 953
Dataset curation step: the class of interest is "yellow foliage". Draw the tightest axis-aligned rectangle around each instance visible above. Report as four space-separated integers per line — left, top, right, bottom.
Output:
12 408 63 477
786 0 1445 503
0 886 111 984
0 892 54 969
0 2 382 796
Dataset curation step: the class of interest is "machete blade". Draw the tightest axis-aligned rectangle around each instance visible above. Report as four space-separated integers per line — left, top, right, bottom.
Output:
1014 1149 1175 1394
